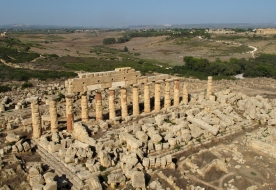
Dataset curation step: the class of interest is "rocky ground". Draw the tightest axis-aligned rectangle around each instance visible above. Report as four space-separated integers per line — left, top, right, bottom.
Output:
1 76 276 190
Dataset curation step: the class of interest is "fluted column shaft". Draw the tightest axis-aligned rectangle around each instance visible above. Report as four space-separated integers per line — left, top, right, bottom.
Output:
144 83 151 113
65 93 74 131
30 98 41 138
174 79 180 106
154 81 161 112
95 91 103 121
81 93 89 122
109 88 116 120
182 84 188 104
49 95 59 133
207 76 213 98
164 79 171 108
133 85 139 115
121 87 128 118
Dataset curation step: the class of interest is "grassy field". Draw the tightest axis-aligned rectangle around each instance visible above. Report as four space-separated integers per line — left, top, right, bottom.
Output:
0 30 275 82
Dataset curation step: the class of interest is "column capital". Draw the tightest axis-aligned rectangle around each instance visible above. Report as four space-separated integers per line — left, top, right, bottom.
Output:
65 93 75 98
80 91 87 96
47 95 59 101
165 79 174 82
26 97 39 103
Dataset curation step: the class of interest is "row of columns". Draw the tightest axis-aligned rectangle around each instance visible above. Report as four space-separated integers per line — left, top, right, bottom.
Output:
79 78 189 122
30 76 212 139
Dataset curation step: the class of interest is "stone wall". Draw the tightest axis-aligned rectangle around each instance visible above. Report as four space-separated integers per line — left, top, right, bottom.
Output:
65 67 170 93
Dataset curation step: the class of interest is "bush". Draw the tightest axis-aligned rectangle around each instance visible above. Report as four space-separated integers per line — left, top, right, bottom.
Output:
21 82 33 89
0 85 12 93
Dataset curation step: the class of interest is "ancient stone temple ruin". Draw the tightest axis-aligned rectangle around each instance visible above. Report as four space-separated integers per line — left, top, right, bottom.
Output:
3 67 276 189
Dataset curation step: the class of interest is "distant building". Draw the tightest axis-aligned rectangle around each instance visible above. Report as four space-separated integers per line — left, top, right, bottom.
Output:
255 28 276 35
207 29 235 34
0 32 6 37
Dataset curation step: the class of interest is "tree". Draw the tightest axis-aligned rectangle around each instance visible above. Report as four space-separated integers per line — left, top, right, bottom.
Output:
123 46 128 52
102 38 116 44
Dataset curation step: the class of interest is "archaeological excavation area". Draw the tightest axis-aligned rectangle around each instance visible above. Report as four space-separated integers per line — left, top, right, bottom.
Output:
1 67 276 190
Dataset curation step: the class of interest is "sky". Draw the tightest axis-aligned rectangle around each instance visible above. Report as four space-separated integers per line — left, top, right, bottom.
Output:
0 0 276 27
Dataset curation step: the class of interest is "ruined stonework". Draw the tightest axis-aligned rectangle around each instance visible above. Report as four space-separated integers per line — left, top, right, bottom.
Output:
48 95 59 133
28 97 41 138
66 67 141 93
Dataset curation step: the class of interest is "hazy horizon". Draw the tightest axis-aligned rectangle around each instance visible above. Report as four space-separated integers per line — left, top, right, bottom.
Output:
1 0 276 28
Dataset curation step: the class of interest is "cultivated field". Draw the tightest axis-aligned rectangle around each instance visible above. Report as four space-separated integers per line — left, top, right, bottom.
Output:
11 31 276 66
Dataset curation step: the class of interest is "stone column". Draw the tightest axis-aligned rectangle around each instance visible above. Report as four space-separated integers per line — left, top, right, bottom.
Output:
121 87 128 119
81 92 89 122
95 91 103 121
154 81 161 112
65 93 74 131
207 76 213 98
173 79 180 106
109 88 116 120
48 95 59 133
164 79 172 108
0 104 5 112
29 97 41 139
144 83 151 113
132 85 139 115
182 83 188 104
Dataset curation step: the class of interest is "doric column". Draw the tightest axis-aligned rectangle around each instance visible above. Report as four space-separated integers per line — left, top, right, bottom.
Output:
164 79 172 108
65 93 74 131
0 104 5 112
132 85 139 115
48 95 59 133
173 79 180 106
81 92 89 122
207 76 213 98
120 87 128 118
154 81 161 112
182 83 188 104
109 88 116 120
95 91 103 121
144 83 151 113
182 83 189 104
29 97 41 139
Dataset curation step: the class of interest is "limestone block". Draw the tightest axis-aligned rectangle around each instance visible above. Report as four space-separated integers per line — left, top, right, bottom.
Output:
189 124 204 138
187 116 219 136
155 143 162 151
182 133 192 143
29 175 45 187
22 142 31 151
213 110 234 126
163 143 170 149
43 172 56 184
43 181 57 190
268 119 276 125
65 154 75 164
48 142 61 153
6 132 20 143
108 173 126 185
12 145 18 153
120 132 142 149
98 150 112 168
58 148 66 158
135 131 149 143
149 157 155 167
29 167 40 177
32 184 44 190
201 116 220 125
51 133 60 143
166 154 172 164
131 171 145 188
142 158 149 168
161 157 167 168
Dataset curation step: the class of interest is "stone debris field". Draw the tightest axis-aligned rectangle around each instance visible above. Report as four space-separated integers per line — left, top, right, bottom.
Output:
1 67 276 190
